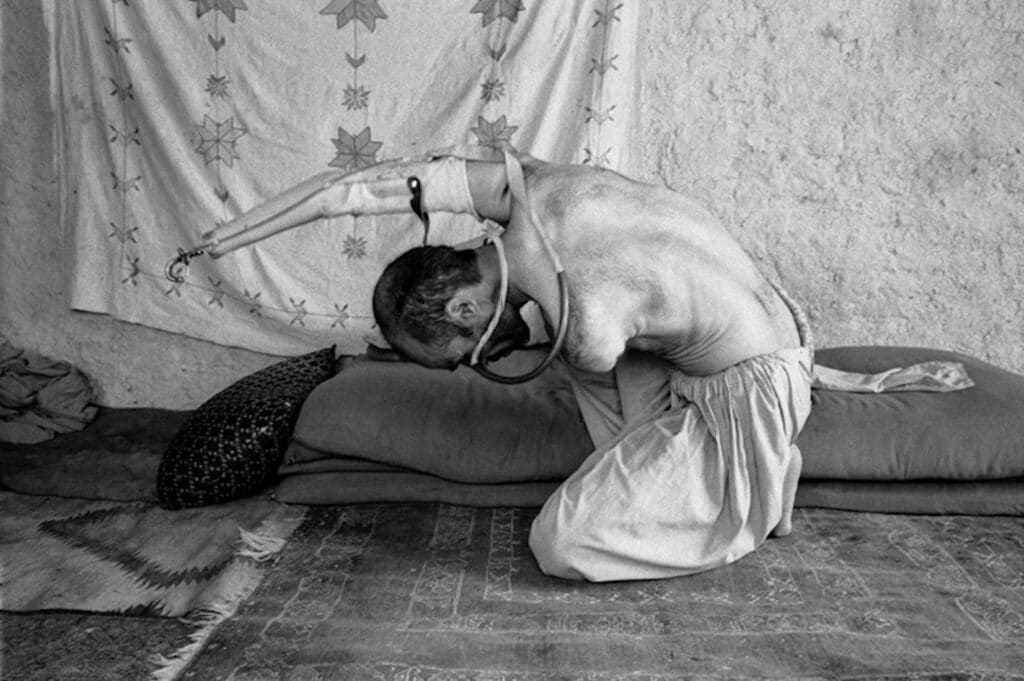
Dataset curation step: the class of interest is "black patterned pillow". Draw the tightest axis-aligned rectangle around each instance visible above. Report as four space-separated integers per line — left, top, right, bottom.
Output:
157 346 336 509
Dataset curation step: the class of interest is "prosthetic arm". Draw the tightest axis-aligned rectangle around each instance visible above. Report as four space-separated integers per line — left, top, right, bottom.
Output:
163 149 568 384
165 154 479 278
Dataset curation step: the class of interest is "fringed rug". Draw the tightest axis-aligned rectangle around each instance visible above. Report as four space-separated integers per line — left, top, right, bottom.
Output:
0 490 304 679
178 504 1024 681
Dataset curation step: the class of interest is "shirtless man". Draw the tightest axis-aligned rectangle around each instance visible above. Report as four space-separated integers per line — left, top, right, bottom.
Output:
373 152 813 581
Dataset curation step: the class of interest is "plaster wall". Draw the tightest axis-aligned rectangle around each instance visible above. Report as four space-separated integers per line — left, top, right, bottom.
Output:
2 1 1022 408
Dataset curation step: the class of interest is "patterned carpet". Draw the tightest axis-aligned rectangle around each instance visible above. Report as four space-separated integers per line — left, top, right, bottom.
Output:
1 611 192 680
168 504 1024 681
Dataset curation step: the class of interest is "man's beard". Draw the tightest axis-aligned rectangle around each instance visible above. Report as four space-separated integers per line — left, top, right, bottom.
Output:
478 306 531 361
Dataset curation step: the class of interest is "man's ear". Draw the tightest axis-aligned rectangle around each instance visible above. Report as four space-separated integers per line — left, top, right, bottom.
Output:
444 294 481 328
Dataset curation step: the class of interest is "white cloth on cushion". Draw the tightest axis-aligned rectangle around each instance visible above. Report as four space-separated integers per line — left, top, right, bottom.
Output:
812 361 974 393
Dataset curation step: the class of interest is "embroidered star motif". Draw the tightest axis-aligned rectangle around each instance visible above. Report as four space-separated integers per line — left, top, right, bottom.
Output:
332 303 350 328
594 3 623 27
193 115 247 167
190 0 249 23
319 0 388 32
342 233 367 259
109 77 134 102
244 289 263 318
122 257 142 286
342 84 370 111
590 54 619 75
583 146 612 167
584 105 615 125
103 26 132 54
480 77 505 103
470 0 524 27
207 278 225 307
111 172 142 194
108 125 141 147
329 126 382 171
471 115 517 149
205 74 231 99
289 298 308 326
109 222 139 244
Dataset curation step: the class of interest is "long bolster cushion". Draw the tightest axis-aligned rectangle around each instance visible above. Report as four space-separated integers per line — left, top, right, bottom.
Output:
278 346 1024 513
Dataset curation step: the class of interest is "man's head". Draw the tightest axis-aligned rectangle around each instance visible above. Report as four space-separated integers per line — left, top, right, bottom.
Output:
372 245 530 369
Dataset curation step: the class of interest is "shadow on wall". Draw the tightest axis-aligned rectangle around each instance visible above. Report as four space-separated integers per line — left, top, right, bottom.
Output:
1 0 59 319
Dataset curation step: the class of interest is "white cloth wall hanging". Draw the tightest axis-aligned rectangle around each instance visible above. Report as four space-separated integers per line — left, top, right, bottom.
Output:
52 0 639 355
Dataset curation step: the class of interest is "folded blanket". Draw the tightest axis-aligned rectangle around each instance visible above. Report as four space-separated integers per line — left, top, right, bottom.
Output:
0 337 98 444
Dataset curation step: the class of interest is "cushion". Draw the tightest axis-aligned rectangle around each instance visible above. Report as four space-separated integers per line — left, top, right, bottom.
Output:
157 346 336 508
285 346 1024 511
271 471 1024 516
287 349 593 484
798 346 1024 481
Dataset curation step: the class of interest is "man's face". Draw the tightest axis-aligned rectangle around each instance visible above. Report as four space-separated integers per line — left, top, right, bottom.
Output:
398 303 531 371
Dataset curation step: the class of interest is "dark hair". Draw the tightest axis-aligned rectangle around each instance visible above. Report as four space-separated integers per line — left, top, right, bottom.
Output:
373 246 482 348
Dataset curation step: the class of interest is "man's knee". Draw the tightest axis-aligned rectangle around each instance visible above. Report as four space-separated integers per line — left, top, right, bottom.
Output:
528 508 588 581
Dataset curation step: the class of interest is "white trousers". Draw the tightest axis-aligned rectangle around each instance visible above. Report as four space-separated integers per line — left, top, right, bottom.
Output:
529 346 813 582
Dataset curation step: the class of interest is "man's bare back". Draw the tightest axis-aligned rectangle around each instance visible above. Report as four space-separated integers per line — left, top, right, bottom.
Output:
470 155 801 376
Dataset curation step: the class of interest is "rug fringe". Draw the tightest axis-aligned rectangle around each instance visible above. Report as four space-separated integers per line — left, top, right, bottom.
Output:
148 505 306 681
238 514 301 561
148 599 236 681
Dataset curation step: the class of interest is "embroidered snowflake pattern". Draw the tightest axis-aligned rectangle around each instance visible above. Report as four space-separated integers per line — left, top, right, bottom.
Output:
342 233 368 259
190 0 249 23
471 115 517 149
343 84 370 111
319 0 388 32
193 115 247 167
205 74 231 99
480 78 505 103
329 126 382 171
470 0 525 27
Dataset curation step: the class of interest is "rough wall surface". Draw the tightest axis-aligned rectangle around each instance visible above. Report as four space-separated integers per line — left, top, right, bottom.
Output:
639 0 1024 366
2 1 1022 408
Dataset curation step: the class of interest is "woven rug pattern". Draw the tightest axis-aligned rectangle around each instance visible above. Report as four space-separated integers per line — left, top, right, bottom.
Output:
0 491 300 617
181 504 1024 680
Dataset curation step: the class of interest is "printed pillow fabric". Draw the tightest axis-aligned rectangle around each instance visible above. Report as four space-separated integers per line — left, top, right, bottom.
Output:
157 346 336 509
